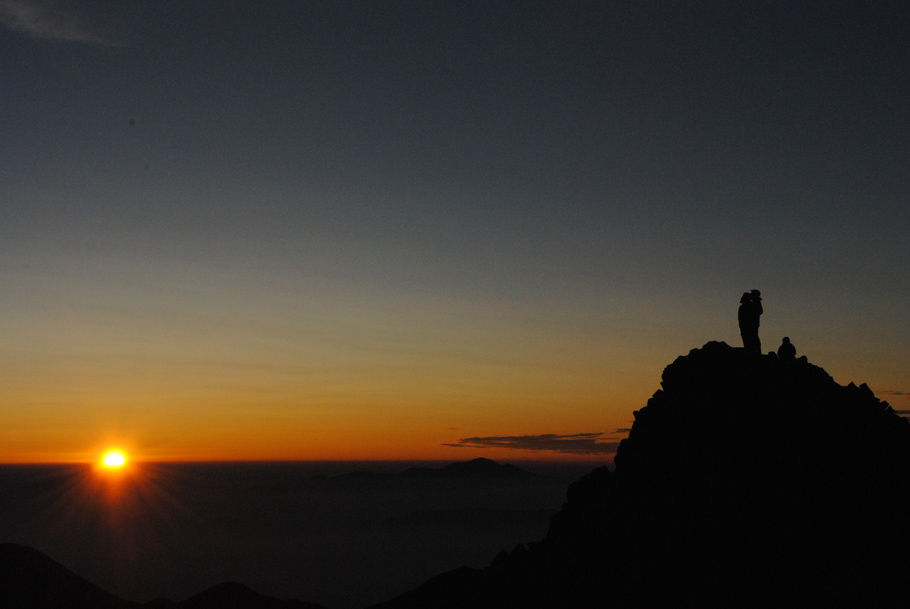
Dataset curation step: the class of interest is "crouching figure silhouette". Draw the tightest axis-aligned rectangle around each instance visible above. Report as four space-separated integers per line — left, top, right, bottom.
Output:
777 336 796 361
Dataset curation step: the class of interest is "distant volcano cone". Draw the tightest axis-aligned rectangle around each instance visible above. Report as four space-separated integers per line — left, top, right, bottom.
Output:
374 342 910 608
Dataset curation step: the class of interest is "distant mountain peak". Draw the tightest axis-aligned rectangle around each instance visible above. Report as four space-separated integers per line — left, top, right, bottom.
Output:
180 581 326 608
398 458 534 479
463 457 498 466
440 458 524 475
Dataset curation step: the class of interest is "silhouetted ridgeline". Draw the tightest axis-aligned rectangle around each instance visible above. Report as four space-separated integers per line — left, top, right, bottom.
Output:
0 543 327 609
371 342 910 608
0 543 132 609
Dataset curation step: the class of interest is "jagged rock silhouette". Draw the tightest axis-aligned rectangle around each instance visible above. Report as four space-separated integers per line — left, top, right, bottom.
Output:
371 341 910 608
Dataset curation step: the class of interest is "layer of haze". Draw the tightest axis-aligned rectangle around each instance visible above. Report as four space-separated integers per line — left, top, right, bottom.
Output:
1 2 908 462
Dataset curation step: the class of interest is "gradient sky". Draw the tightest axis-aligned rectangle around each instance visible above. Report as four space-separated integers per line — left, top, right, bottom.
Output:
2 1 908 462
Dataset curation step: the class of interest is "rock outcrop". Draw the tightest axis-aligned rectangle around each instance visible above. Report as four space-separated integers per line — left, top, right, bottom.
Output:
372 342 910 608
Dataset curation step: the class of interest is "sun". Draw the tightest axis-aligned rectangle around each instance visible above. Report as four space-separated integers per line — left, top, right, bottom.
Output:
101 450 127 468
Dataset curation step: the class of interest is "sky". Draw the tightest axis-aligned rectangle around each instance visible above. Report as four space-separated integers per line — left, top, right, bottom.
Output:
1 1 908 463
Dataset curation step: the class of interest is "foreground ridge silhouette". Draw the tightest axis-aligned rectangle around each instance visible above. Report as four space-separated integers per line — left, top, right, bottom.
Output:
0 543 132 609
0 543 327 609
371 342 910 608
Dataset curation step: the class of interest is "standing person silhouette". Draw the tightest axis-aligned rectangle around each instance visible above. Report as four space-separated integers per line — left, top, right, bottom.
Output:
738 290 763 354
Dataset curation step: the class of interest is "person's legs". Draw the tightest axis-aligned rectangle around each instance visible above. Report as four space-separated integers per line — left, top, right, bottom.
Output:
743 330 761 354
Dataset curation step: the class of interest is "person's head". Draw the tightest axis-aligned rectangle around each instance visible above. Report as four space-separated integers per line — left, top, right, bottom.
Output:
782 336 790 344
750 289 761 300
740 292 751 303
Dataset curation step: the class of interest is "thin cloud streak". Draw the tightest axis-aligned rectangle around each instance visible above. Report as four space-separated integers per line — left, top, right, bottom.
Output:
880 390 910 401
0 0 121 46
444 433 618 455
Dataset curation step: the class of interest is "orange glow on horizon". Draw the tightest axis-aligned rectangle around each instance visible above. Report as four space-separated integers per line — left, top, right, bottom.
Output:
0 424 626 464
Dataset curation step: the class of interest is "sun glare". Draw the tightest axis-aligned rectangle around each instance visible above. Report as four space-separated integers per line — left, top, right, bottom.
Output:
101 450 127 468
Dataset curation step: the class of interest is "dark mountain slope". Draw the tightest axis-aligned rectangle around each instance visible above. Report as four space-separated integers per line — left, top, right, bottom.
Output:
371 342 910 608
0 544 327 609
174 581 325 609
0 543 136 609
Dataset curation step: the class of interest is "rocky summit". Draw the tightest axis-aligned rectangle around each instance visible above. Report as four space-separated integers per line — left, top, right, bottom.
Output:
373 342 910 608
